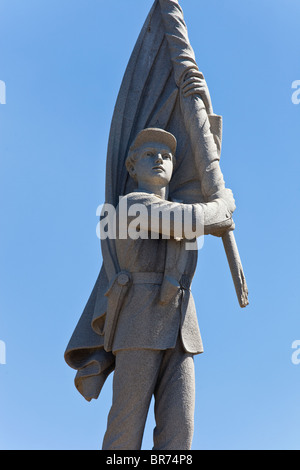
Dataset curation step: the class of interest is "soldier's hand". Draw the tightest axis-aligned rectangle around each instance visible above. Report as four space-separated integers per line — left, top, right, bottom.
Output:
209 188 236 215
209 219 235 238
181 69 213 114
221 188 236 215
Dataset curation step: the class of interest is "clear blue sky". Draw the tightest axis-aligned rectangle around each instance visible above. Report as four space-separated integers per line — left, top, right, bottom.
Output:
0 0 300 450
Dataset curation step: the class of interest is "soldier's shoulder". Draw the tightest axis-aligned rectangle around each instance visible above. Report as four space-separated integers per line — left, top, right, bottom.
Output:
119 191 159 204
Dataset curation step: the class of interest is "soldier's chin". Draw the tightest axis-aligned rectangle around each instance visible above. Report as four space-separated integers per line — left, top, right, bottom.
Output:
152 173 171 186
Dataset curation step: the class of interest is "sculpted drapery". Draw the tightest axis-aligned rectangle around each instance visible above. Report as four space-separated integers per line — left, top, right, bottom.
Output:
64 0 243 402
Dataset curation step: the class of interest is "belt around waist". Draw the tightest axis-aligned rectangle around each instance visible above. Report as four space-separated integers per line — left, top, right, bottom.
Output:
130 272 192 290
131 272 164 285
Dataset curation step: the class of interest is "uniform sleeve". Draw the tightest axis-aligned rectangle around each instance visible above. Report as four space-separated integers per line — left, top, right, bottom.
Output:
159 0 225 194
118 192 231 240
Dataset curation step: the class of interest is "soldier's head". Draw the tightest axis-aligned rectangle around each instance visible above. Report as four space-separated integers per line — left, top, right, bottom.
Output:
126 128 177 189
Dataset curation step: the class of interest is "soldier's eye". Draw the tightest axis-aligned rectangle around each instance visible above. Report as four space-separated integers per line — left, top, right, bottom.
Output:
163 154 171 160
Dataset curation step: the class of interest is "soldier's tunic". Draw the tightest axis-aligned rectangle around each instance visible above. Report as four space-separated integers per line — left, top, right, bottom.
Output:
102 191 231 450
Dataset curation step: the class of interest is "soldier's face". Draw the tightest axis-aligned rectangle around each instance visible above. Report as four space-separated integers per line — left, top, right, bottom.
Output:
132 142 174 188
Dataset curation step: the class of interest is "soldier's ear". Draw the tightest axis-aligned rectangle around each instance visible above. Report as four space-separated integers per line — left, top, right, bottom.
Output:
128 164 137 181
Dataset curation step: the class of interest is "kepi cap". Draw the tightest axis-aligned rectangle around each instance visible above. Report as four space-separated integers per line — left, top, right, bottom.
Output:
129 128 177 156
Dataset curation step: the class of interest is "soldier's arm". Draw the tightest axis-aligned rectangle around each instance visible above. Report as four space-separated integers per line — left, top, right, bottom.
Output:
121 191 234 239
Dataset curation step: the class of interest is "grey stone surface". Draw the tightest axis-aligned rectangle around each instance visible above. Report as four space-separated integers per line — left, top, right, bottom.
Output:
100 129 234 450
102 336 195 450
64 0 248 450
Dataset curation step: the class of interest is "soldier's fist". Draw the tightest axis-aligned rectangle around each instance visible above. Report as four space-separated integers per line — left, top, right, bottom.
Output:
181 68 213 115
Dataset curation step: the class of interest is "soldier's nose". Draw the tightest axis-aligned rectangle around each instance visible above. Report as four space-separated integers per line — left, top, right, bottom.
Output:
155 153 163 163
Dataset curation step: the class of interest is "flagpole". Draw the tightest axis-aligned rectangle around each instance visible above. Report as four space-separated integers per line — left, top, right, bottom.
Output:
159 0 249 307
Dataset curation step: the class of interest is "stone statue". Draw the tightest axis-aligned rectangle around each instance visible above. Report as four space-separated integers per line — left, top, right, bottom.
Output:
64 0 248 450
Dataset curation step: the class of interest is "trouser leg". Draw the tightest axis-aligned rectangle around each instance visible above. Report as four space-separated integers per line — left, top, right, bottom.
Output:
153 338 195 450
102 348 163 450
